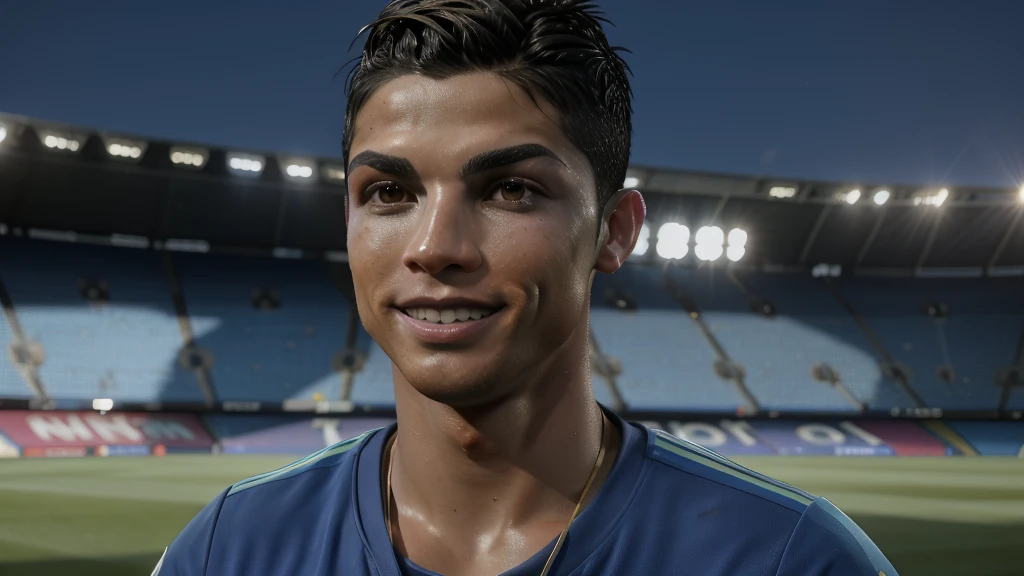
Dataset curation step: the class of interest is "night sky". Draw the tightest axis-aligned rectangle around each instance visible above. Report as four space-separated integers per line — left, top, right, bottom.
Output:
2 0 1022 188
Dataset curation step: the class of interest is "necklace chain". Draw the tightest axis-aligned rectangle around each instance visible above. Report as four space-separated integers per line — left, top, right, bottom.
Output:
384 413 610 576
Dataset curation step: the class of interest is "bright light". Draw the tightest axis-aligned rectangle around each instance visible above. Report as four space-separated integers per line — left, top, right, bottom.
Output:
913 188 949 207
769 186 797 199
727 228 747 248
40 131 81 152
623 176 640 189
322 164 346 182
695 243 724 261
695 226 725 262
843 189 861 205
170 147 207 168
106 138 144 160
873 189 890 205
633 223 650 257
726 246 745 262
92 398 114 411
0 124 7 145
1019 184 1024 203
286 164 314 178
656 222 689 260
695 225 724 246
228 153 265 174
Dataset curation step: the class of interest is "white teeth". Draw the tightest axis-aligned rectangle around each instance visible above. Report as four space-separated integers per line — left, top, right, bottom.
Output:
403 307 495 324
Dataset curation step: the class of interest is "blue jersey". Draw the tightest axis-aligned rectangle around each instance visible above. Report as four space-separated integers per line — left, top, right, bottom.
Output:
157 411 897 575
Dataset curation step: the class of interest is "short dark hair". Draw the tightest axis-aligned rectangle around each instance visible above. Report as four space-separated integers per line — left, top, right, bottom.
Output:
344 0 633 209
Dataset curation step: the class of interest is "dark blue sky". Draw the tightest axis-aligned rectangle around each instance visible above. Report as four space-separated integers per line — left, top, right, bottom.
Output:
2 0 1022 188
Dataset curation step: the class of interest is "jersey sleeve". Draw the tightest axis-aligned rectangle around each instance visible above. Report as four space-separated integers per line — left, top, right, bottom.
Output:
775 497 898 576
152 489 229 576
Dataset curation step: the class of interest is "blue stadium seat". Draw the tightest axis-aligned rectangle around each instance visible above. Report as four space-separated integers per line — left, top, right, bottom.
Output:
591 265 748 412
173 252 350 403
675 268 882 413
351 331 397 408
839 276 1024 411
0 308 34 399
0 237 204 402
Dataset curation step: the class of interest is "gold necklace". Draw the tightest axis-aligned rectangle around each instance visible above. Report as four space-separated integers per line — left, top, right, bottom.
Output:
384 414 609 576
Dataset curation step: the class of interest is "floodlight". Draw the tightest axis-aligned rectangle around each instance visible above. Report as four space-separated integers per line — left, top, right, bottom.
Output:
284 159 315 181
322 164 346 183
656 222 689 260
104 136 146 162
633 223 650 257
842 189 861 205
873 190 890 205
727 228 747 248
228 152 265 175
1019 184 1024 203
0 123 7 146
695 225 724 247
92 398 114 411
170 146 208 169
623 176 640 189
769 186 796 199
695 243 724 261
39 130 82 153
913 188 949 207
726 246 745 262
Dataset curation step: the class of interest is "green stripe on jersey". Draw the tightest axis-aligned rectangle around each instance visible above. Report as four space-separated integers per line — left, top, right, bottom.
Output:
228 430 377 496
654 436 813 507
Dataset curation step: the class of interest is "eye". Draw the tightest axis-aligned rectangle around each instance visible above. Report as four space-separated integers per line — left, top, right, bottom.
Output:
489 179 534 203
369 183 414 205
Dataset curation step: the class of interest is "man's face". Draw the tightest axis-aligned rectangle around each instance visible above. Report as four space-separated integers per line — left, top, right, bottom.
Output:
346 72 602 406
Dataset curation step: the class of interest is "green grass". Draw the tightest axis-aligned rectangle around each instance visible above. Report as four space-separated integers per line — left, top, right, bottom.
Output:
1 456 1022 575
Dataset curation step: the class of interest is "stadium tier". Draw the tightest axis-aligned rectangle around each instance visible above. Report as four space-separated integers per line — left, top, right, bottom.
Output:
171 252 352 403
1 236 1022 413
591 265 750 412
0 237 205 403
839 276 1024 411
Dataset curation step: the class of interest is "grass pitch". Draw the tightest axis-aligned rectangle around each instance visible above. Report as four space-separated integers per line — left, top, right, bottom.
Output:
0 455 1022 576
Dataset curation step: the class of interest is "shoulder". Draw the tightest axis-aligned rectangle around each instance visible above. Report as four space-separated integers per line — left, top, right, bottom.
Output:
155 428 381 576
639 425 897 575
645 426 814 513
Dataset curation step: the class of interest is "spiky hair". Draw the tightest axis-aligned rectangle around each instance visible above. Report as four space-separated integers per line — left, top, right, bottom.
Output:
343 0 633 208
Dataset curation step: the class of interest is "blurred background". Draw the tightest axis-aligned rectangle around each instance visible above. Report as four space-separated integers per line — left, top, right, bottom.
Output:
1 1 1023 575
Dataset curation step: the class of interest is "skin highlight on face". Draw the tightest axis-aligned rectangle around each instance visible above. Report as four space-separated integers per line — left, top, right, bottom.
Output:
346 72 607 407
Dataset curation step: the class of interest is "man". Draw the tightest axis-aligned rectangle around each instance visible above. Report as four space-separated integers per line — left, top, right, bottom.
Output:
158 1 898 574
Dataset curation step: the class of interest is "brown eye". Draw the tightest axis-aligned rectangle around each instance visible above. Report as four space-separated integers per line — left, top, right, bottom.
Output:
375 184 408 204
491 180 532 202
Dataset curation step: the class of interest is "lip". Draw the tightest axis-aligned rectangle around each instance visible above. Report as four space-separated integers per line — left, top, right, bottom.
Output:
394 307 503 344
393 296 504 310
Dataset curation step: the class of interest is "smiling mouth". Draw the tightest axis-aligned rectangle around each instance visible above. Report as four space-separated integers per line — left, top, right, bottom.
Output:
400 307 501 325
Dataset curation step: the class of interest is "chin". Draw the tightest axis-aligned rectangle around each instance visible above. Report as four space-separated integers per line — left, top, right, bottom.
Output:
397 357 516 408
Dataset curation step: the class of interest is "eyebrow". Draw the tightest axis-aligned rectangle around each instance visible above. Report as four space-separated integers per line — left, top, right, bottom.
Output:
347 151 419 180
459 144 565 177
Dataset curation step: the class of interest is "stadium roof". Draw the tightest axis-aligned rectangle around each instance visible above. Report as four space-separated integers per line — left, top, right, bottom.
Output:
1 112 1022 274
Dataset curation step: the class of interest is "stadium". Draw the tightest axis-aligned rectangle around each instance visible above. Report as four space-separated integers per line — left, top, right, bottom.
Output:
1 107 1023 576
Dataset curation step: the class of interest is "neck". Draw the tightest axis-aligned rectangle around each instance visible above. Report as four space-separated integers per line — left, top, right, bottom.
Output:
388 338 612 555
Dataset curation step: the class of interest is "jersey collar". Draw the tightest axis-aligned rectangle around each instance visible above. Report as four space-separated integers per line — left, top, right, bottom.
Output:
353 406 650 576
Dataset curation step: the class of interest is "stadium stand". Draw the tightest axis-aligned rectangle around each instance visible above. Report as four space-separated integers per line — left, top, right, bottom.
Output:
590 265 749 413
351 335 398 408
671 267 882 412
171 252 350 403
0 237 205 402
838 275 1024 411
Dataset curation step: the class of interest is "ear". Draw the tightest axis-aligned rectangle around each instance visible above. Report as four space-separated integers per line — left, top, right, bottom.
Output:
595 189 646 274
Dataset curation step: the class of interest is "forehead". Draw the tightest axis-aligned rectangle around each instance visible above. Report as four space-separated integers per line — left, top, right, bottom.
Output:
349 72 592 180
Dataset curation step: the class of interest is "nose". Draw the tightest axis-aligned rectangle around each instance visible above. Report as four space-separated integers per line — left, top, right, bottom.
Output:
402 187 484 276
